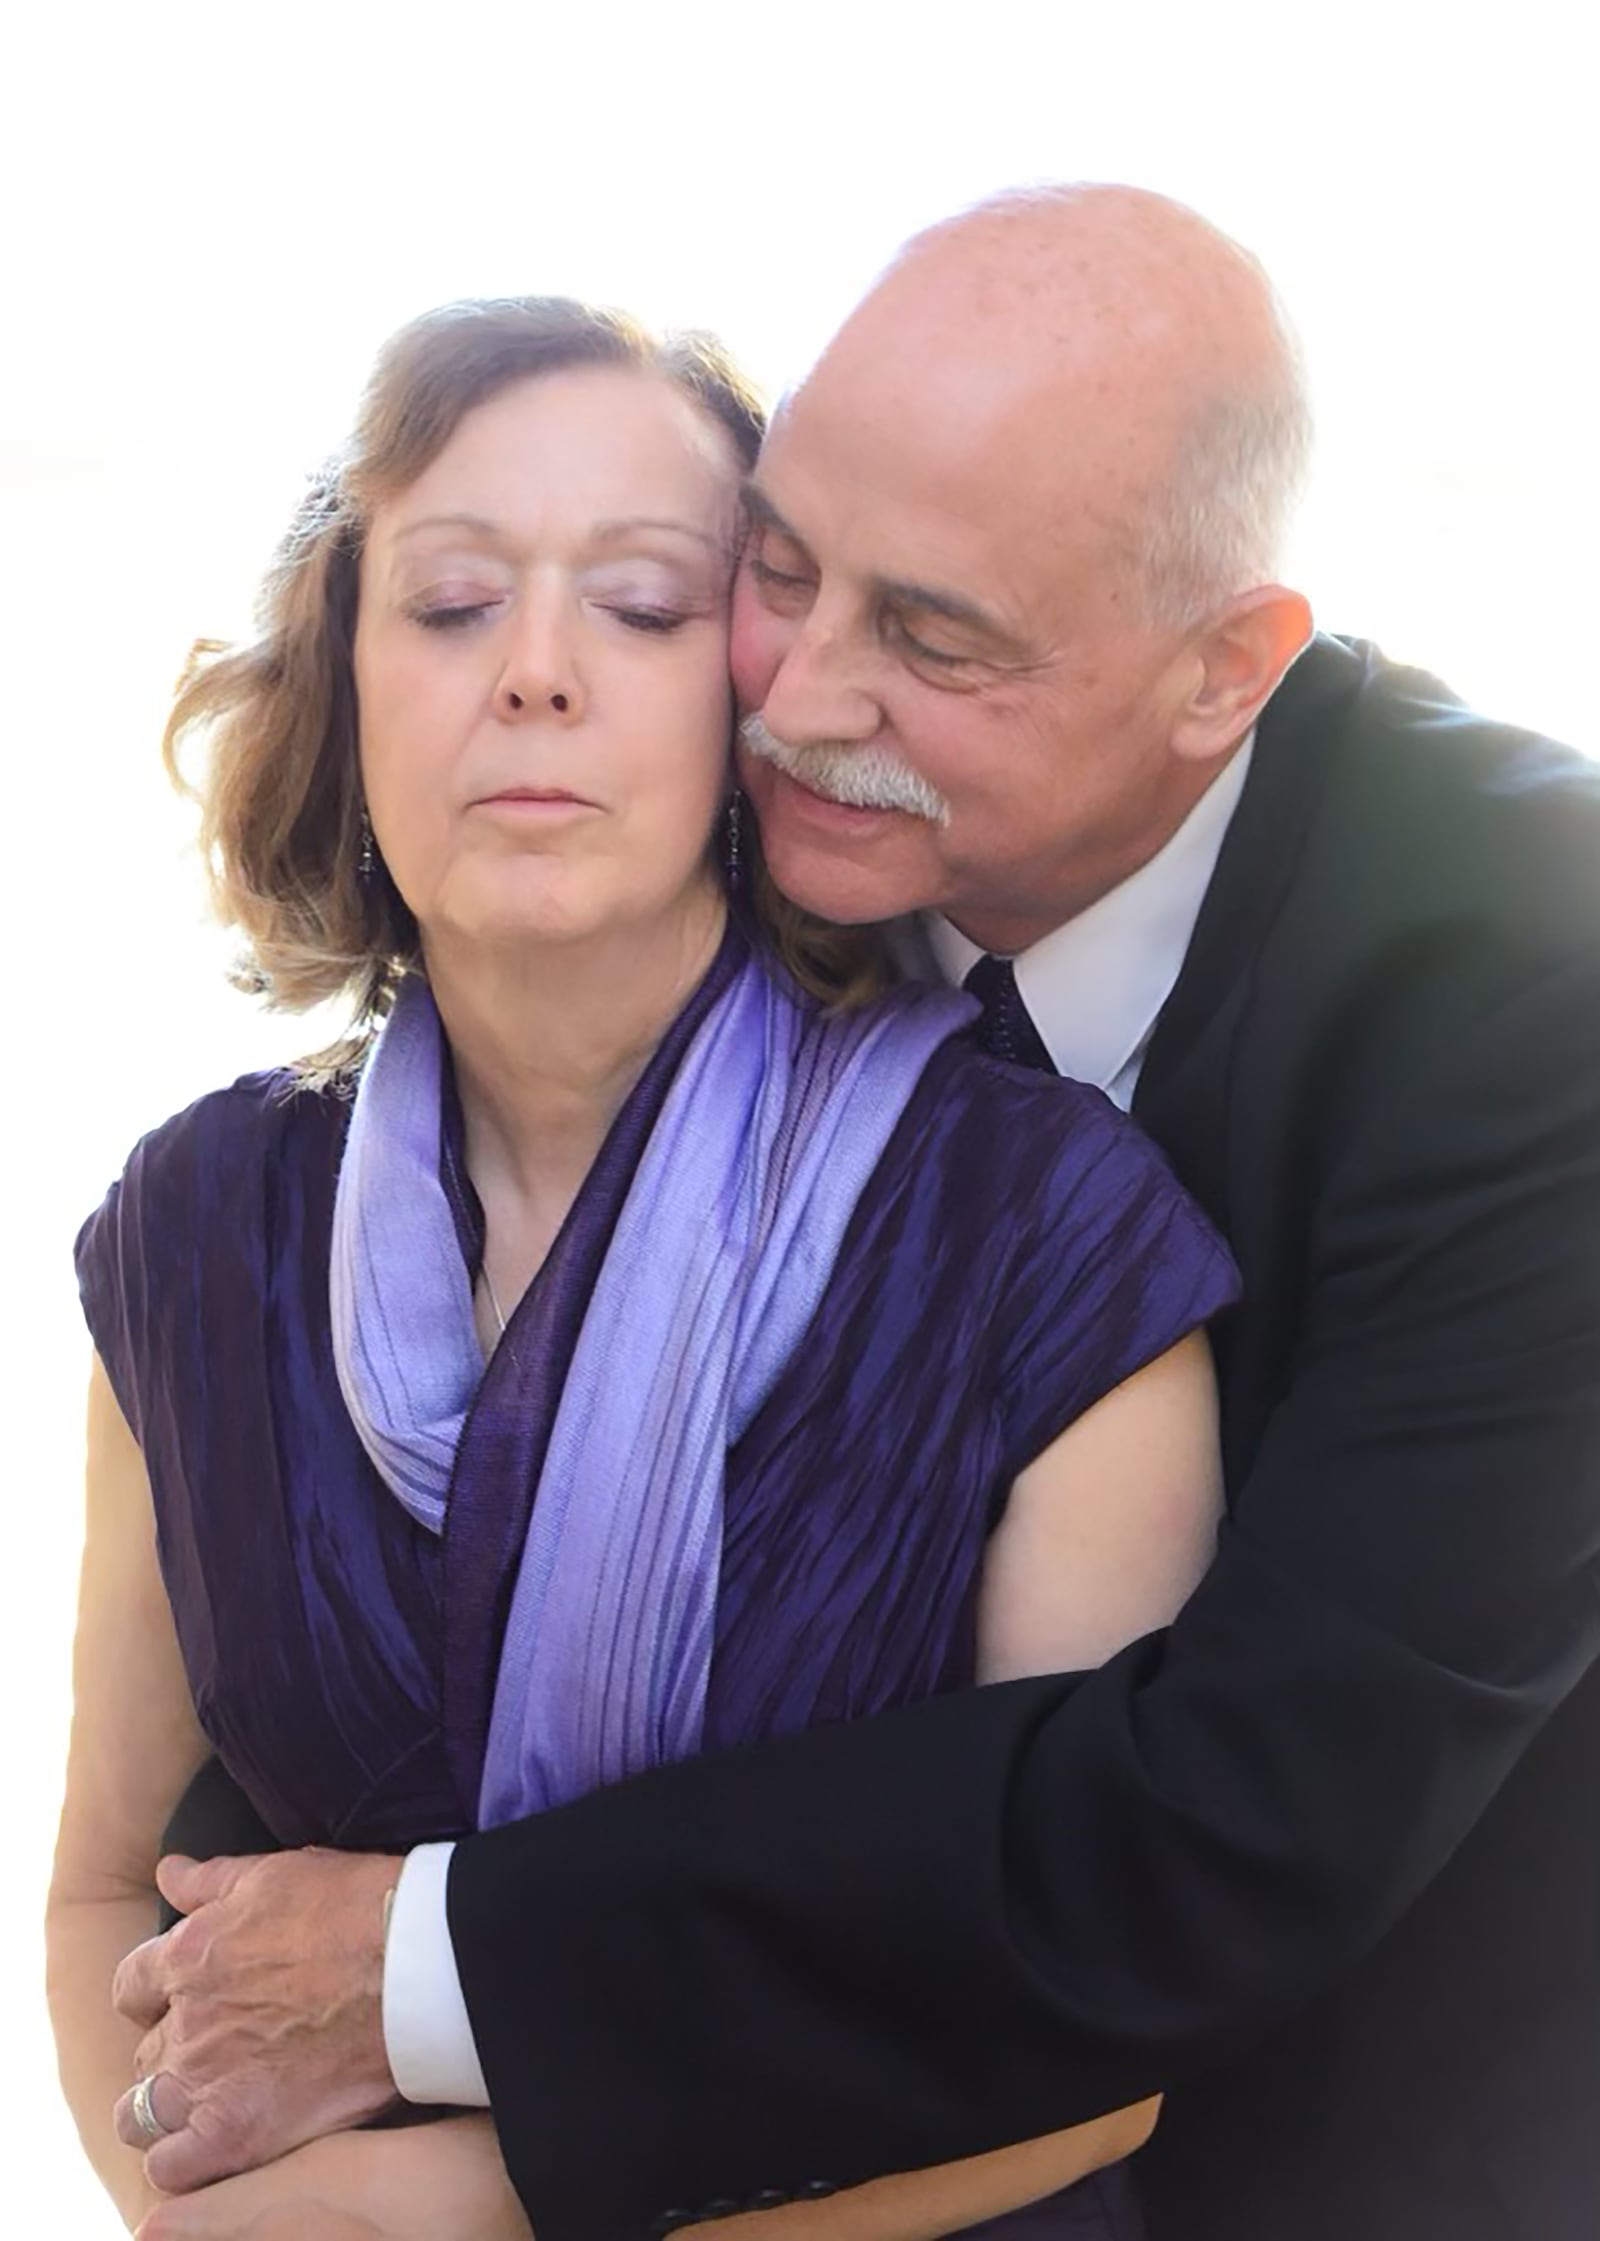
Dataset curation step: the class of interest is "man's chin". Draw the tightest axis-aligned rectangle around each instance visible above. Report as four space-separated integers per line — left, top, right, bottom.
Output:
757 820 932 927
772 868 896 926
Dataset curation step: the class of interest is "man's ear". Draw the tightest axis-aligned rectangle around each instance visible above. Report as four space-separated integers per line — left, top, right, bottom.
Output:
1171 584 1314 763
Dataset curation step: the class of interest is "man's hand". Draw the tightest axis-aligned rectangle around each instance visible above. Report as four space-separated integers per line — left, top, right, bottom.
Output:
112 1849 405 2194
133 2118 532 2241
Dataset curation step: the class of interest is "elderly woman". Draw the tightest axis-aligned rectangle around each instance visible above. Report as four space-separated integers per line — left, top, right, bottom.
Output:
48 297 1234 2240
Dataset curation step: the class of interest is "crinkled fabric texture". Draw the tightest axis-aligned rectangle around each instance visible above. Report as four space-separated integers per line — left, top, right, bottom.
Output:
77 1027 1236 2241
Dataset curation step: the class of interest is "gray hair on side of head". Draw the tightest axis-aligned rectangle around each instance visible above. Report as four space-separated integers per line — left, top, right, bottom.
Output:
1139 348 1314 630
915 180 1316 631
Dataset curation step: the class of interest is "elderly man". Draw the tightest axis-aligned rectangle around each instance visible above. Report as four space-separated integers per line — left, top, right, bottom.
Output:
115 186 1600 2241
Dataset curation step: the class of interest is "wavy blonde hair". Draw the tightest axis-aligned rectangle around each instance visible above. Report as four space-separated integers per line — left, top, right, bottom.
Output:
164 296 891 1071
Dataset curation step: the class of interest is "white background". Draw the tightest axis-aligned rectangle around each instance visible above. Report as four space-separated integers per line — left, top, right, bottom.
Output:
3 2 1595 2228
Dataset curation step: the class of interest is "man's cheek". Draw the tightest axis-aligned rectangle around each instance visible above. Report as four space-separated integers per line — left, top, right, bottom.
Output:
728 585 788 714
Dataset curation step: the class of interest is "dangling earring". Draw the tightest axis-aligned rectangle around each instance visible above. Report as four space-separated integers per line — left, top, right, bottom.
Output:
358 806 376 882
722 791 745 895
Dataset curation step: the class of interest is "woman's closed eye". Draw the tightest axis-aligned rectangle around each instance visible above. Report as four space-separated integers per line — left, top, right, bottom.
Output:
404 595 503 633
584 561 716 637
601 603 692 636
402 594 691 637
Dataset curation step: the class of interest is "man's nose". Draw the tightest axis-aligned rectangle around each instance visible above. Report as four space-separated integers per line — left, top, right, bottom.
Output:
757 607 880 747
495 591 583 723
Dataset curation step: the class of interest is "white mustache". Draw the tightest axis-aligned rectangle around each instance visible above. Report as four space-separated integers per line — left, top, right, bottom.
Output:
739 714 951 827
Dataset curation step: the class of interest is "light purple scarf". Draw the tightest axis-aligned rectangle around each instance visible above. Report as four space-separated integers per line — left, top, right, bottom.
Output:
330 950 971 1824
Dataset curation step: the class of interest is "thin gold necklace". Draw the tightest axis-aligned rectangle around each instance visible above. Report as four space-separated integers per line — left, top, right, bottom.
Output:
478 1264 509 1339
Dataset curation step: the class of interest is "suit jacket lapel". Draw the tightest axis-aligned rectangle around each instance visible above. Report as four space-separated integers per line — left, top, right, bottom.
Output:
1133 635 1374 1222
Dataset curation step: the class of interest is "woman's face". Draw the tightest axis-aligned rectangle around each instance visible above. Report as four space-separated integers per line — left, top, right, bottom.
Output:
354 367 743 957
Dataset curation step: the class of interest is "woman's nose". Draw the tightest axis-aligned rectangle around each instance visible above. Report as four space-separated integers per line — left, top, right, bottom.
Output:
495 597 583 723
499 679 578 719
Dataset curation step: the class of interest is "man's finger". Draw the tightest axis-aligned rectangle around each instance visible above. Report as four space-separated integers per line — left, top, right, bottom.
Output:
112 1935 175 2031
134 2148 288 2238
143 2091 273 2199
112 2070 191 2152
156 1851 260 1916
134 2019 171 2086
115 1846 402 2189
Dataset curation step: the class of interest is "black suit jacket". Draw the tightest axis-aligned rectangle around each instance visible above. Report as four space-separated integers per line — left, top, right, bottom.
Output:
447 639 1600 2239
171 639 1600 2239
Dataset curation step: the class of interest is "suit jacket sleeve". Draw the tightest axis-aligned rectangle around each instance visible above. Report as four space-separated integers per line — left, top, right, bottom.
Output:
447 943 1600 2241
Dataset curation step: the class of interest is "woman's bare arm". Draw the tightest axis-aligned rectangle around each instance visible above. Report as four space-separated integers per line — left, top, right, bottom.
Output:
47 1356 212 2230
132 2117 531 2241
978 1327 1223 1683
52 1361 533 2241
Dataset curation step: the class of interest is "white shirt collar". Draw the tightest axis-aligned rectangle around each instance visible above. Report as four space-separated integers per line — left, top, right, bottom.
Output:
923 734 1254 1106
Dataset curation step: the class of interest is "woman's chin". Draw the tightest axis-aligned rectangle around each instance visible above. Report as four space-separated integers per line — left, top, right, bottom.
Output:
441 911 598 955
417 877 612 956
417 868 720 965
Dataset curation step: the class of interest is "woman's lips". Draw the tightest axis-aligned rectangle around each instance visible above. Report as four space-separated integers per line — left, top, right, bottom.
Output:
472 787 600 818
479 785 591 803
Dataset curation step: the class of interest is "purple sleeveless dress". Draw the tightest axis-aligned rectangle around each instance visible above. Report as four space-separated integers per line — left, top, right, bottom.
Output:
77 954 1236 2240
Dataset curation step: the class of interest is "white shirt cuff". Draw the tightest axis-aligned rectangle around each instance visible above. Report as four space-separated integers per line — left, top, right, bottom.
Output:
381 1840 490 2106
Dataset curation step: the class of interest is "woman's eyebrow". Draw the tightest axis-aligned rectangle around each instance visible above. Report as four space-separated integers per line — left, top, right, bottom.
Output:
589 516 726 551
391 510 510 545
389 512 724 553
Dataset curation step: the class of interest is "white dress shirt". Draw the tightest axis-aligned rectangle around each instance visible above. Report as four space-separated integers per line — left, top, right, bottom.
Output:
381 736 1255 2106
925 735 1254 1111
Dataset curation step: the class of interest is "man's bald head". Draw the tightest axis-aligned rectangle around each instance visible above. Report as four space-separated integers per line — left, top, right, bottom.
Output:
812 182 1311 628
733 182 1315 947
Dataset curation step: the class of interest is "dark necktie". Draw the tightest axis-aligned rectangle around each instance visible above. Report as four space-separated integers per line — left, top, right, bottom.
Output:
962 954 1056 1075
